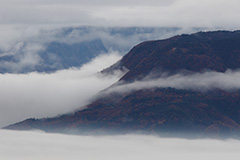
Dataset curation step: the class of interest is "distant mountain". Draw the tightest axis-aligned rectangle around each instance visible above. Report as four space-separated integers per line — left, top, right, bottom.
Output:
37 39 107 72
6 30 240 138
0 27 182 73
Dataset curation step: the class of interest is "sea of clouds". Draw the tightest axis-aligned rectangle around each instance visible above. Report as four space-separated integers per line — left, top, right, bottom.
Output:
0 130 239 160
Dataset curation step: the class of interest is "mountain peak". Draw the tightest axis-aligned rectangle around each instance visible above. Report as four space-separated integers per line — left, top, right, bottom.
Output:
115 30 240 81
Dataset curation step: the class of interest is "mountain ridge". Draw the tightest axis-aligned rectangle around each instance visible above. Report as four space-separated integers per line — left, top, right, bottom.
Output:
115 30 240 81
5 30 240 138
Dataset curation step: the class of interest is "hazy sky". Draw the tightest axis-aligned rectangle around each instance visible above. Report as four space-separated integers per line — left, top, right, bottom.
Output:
0 0 239 29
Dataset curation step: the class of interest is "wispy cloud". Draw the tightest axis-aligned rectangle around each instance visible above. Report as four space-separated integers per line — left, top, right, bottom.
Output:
105 70 240 94
0 52 123 128
0 130 240 160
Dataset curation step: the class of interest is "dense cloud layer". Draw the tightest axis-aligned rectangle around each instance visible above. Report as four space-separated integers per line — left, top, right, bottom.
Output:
0 130 240 160
106 70 240 94
0 53 123 128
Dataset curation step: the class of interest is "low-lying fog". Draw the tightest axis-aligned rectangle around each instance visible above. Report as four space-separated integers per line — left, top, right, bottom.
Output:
106 69 240 94
0 130 239 160
0 52 123 128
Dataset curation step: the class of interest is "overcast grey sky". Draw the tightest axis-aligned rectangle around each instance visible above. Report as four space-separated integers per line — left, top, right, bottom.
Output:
0 0 239 29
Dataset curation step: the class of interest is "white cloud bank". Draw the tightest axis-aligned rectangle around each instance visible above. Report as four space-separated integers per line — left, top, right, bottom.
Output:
106 70 240 94
0 130 240 160
0 52 123 128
